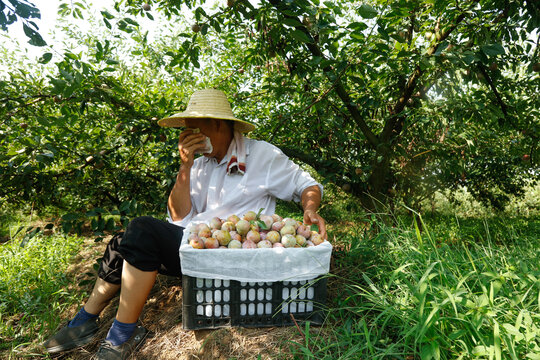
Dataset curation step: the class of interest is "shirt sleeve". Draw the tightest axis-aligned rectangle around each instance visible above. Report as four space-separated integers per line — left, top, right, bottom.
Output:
265 145 323 203
166 203 195 228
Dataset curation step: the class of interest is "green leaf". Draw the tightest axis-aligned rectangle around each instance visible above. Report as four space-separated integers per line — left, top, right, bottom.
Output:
257 220 269 230
22 23 46 46
348 21 368 31
101 10 115 20
310 224 319 232
123 17 139 27
283 18 302 27
38 52 52 64
291 29 312 43
471 345 491 356
358 4 377 19
481 44 505 56
15 2 40 19
62 213 79 221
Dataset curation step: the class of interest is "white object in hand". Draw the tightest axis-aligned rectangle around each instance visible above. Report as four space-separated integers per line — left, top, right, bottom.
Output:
188 128 213 154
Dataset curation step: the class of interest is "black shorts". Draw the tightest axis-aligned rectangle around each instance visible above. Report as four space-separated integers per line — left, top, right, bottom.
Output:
98 216 185 284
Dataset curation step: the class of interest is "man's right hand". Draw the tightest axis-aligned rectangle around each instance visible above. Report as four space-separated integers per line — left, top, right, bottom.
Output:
178 129 206 168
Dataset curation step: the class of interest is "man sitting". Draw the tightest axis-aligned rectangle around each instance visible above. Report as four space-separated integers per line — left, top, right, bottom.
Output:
44 89 327 360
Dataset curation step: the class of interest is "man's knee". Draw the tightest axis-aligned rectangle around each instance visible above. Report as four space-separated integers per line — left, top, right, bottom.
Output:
125 216 156 234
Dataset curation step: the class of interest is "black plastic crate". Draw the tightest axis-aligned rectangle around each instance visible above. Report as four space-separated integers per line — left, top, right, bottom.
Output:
182 275 327 330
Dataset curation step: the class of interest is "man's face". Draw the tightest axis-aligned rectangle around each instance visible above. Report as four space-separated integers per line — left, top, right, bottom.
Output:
184 118 215 136
183 118 220 157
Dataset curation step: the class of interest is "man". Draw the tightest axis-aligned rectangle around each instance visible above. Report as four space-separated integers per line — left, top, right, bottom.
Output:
44 89 327 359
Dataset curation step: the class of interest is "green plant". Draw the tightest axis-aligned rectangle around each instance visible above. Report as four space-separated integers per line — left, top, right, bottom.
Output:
290 213 540 359
0 230 87 353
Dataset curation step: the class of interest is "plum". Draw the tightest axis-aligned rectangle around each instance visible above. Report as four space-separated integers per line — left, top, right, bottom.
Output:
266 231 281 244
246 230 261 243
189 236 204 249
280 225 296 236
198 225 212 238
227 214 240 224
271 221 284 232
228 239 242 249
242 239 257 249
282 218 298 229
295 235 307 247
235 219 251 236
221 221 235 232
203 237 219 249
281 234 297 248
213 230 231 246
243 211 257 222
208 217 222 230
296 224 311 239
229 231 242 242
259 215 274 228
257 240 273 248
311 233 324 245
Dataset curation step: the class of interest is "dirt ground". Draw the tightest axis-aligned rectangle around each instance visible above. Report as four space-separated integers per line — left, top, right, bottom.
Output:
13 236 331 360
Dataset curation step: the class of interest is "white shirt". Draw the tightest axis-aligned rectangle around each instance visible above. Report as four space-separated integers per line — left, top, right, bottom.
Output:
168 138 322 228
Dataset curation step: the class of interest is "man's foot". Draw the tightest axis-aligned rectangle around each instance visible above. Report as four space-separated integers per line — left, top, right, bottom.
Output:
94 325 148 360
43 317 99 353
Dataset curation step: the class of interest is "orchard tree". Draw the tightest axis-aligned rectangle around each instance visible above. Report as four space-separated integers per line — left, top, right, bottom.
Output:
119 0 539 211
1 0 539 233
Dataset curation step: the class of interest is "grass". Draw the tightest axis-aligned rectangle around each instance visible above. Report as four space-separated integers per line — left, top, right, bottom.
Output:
0 228 89 356
1 203 539 359
289 213 540 359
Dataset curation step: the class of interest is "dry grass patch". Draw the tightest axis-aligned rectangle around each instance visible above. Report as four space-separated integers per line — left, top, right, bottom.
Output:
34 238 322 360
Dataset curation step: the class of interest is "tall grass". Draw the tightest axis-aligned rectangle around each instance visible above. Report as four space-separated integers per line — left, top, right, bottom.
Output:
291 214 540 359
0 232 87 354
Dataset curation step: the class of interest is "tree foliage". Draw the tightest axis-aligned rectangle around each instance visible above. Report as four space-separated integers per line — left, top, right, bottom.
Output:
0 0 46 46
1 0 539 234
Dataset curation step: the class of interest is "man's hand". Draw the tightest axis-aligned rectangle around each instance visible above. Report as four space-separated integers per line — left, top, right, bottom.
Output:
168 129 206 222
303 209 327 240
301 185 327 240
178 129 207 168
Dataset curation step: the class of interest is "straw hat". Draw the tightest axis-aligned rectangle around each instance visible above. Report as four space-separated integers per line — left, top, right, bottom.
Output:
158 89 255 133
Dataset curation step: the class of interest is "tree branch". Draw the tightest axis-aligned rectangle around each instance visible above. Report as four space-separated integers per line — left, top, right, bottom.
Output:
477 63 508 117
380 7 474 143
268 0 380 148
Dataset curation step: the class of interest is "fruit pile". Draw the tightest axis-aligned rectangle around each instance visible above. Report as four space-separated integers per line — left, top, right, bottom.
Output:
187 211 325 249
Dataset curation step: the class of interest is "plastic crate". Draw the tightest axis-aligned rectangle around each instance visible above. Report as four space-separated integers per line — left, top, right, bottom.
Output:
182 275 327 330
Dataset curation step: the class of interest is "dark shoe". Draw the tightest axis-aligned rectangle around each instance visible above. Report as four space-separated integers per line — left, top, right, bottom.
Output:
44 317 99 353
95 325 148 360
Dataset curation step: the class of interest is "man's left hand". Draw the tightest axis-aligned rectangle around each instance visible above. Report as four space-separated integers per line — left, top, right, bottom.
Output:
303 210 327 240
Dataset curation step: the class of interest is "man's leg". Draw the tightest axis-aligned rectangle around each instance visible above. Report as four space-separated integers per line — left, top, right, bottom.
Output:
44 233 126 353
116 261 157 323
95 216 184 358
84 278 121 315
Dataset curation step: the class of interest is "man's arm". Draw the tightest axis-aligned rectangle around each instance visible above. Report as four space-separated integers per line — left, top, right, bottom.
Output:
168 129 206 221
301 185 327 239
168 165 192 221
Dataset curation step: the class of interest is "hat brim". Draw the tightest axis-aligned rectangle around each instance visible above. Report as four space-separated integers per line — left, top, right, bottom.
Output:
158 113 255 133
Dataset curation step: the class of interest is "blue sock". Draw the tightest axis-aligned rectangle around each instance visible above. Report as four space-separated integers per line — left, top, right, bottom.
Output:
105 319 137 346
68 307 98 328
